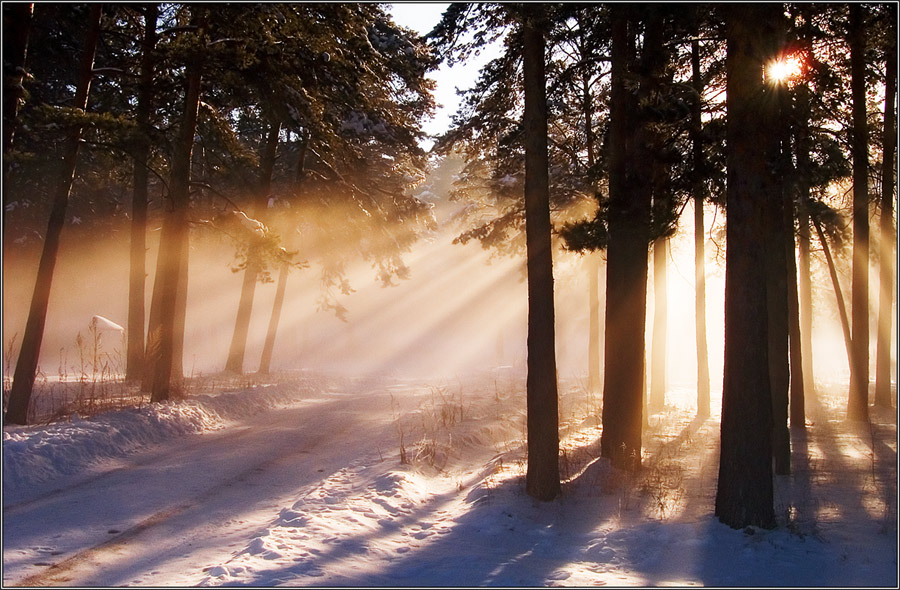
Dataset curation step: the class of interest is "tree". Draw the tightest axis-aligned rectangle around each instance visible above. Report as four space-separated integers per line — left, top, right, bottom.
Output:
522 6 561 502
148 9 206 402
689 31 711 418
874 5 896 409
126 4 158 382
767 35 792 475
5 5 103 425
715 4 778 529
649 236 667 411
847 4 869 422
224 120 280 374
258 254 290 375
600 5 660 469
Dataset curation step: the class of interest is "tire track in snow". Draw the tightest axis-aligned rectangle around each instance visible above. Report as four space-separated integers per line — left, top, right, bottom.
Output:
8 391 394 587
3 425 260 515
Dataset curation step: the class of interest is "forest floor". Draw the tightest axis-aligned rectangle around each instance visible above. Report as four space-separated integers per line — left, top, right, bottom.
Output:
2 370 897 587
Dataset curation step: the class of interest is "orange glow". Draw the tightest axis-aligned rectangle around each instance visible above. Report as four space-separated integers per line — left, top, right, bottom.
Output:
767 54 804 84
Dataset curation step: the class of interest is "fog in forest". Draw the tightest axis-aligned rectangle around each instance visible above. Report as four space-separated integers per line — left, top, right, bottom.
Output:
4 170 885 406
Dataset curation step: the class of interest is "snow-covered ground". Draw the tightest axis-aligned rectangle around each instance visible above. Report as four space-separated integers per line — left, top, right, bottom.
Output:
2 372 897 587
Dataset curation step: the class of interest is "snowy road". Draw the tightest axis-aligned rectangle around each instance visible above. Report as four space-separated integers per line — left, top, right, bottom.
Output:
3 376 896 587
3 383 399 586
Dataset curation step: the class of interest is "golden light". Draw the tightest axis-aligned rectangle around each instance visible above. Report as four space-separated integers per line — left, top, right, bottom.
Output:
767 54 804 84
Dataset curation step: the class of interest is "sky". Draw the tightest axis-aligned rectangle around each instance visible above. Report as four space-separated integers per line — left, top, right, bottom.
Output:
389 3 503 141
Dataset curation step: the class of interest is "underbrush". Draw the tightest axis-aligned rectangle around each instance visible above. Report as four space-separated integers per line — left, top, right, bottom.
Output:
3 331 289 425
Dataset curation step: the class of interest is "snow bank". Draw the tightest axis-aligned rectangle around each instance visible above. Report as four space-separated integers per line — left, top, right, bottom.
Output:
2 380 312 504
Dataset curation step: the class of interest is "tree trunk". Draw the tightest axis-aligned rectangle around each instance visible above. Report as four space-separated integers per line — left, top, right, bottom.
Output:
522 10 560 502
587 253 601 394
150 15 205 403
258 259 289 375
796 74 815 410
5 5 101 425
848 4 870 422
171 230 189 382
767 79 791 475
601 5 650 469
2 2 32 198
650 237 667 411
126 4 158 382
690 36 711 418
787 194 805 429
813 219 857 396
875 16 896 409
225 120 281 374
581 40 601 397
715 4 777 529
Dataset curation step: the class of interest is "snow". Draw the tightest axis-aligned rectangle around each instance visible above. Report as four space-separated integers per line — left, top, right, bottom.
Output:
2 374 897 587
233 210 268 237
90 315 124 332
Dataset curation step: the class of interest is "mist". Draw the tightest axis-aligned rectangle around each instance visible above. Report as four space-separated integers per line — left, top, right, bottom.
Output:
3 175 879 404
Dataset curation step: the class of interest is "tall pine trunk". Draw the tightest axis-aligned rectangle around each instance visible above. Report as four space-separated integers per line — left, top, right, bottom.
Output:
847 4 870 422
5 5 102 425
768 78 791 475
587 254 601 394
522 10 560 502
814 219 856 387
787 192 805 429
650 237 667 411
126 4 158 382
225 120 281 374
690 36 711 418
796 80 816 398
601 5 651 469
875 18 896 409
150 15 205 402
258 258 289 375
715 4 777 529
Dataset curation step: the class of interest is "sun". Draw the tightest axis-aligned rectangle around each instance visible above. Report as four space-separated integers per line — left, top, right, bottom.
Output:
767 55 804 84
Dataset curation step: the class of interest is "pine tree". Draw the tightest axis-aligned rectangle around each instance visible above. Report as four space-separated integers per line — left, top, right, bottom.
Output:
715 4 778 529
847 4 870 422
126 4 158 382
5 5 102 425
149 8 206 402
521 5 561 502
874 4 896 409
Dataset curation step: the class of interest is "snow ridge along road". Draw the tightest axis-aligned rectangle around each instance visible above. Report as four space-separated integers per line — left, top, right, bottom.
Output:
3 379 404 586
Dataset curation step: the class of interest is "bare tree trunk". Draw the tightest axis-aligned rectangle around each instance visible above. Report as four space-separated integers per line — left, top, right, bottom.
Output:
126 3 158 382
796 79 815 399
813 219 857 397
5 5 102 425
225 120 281 374
715 4 777 529
522 8 560 502
875 17 896 409
580 25 602 397
650 237 667 411
258 259 289 375
848 4 870 422
587 253 601 394
690 36 710 418
787 196 805 429
150 14 205 402
767 79 791 475
601 5 652 469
